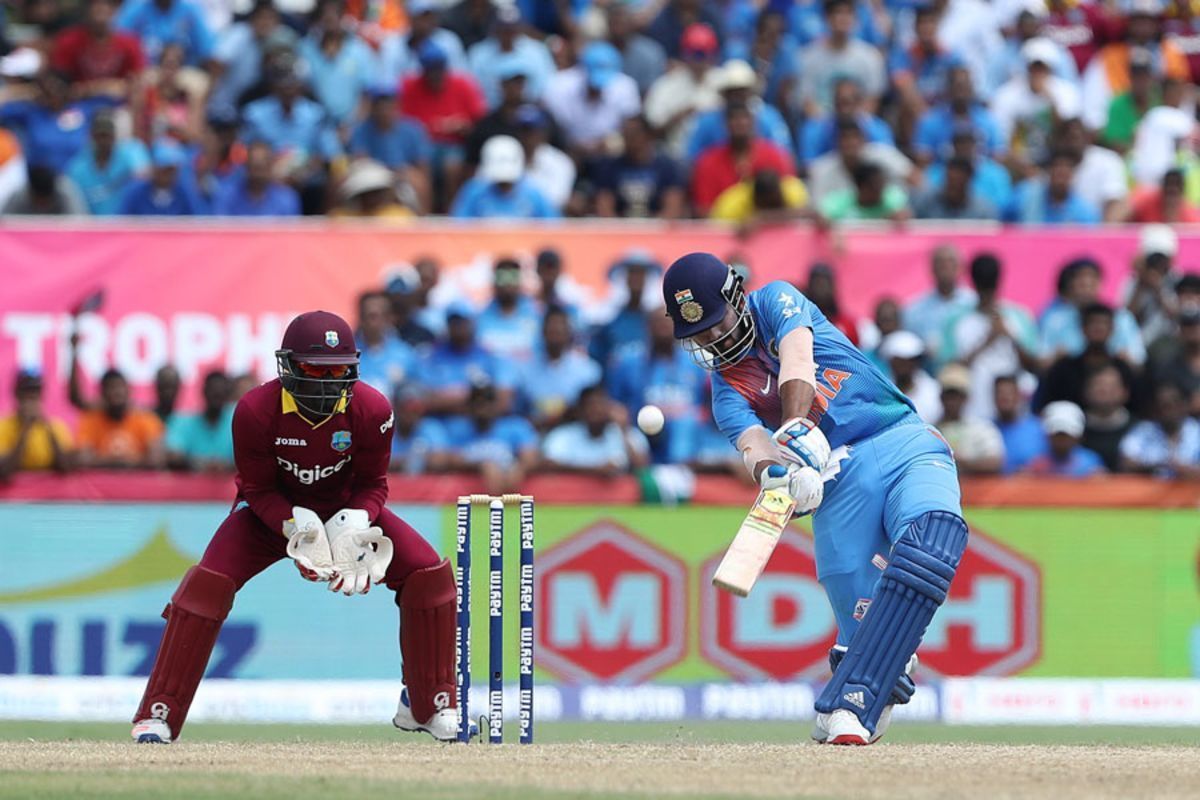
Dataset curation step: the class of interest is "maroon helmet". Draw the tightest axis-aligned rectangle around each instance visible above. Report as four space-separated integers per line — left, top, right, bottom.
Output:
275 311 360 418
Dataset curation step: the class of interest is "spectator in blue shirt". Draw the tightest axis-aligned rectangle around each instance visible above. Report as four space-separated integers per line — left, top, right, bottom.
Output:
475 257 542 362
297 22 376 127
378 0 468 84
913 66 1004 167
903 244 976 365
993 374 1046 474
389 385 448 474
467 4 555 107
118 140 203 215
1040 258 1146 366
1025 401 1104 477
589 249 662 370
798 77 893 167
608 310 708 464
349 88 432 213
685 61 793 163
450 134 557 218
1120 382 1200 478
0 71 103 172
66 110 150 214
724 9 798 113
116 0 214 66
164 370 234 471
788 0 885 47
207 0 296 116
542 384 650 477
923 125 1012 212
212 140 300 216
354 290 417 400
421 304 515 416
443 382 539 493
1006 150 1100 224
519 307 602 430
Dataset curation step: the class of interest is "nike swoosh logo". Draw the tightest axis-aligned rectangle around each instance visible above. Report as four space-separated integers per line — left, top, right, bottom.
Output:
760 375 772 395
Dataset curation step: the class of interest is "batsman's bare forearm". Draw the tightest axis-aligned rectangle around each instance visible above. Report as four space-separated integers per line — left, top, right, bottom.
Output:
780 378 816 425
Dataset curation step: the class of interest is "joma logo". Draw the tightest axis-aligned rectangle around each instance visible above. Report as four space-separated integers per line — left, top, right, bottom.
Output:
276 437 307 446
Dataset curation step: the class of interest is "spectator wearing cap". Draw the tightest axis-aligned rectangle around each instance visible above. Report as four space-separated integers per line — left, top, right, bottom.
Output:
589 250 662 370
692 102 795 215
213 140 300 216
1149 305 1200 404
442 0 498 51
543 41 640 154
889 4 964 144
0 370 73 478
645 0 724 60
512 104 574 212
349 86 433 212
518 307 602 431
467 4 554 108
921 124 1012 212
643 23 722 158
1005 149 1100 224
605 1 668 97
794 0 886 118
992 373 1045 474
1082 0 1189 131
1040 258 1145 366
1129 77 1196 188
683 59 793 164
389 385 448 474
379 0 467 83
1025 401 1105 477
542 384 650 478
475 257 542 363
807 117 911 206
818 160 910 222
935 362 1005 475
115 0 214 67
988 8 1080 95
117 140 203 214
904 244 976 361
330 158 413 218
1038 301 1141 412
0 71 102 173
51 0 144 98
1123 224 1181 345
206 0 296 117
1081 364 1136 471
76 368 166 469
383 272 437 348
798 77 893 168
710 167 809 227
912 66 1004 168
400 39 487 204
1055 117 1129 222
589 114 686 219
1120 381 1200 478
880 331 941 424
1129 167 1200 223
421 304 516 417
297 0 378 126
450 134 556 218
164 370 234 472
991 38 1082 165
1101 44 1161 152
941 253 1041 420
443 382 539 493
354 290 416 400
913 157 998 220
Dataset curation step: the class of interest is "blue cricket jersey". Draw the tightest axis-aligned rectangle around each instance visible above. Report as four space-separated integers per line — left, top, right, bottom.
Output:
711 281 916 449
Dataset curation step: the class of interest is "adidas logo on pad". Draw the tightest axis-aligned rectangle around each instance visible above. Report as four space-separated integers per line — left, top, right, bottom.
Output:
844 691 866 710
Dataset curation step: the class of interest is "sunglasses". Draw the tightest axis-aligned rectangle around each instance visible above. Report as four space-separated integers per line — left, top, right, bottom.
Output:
295 362 352 379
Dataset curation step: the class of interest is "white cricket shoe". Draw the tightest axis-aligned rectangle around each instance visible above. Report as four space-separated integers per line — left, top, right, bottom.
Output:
812 705 892 745
392 688 474 742
131 718 172 744
821 709 873 746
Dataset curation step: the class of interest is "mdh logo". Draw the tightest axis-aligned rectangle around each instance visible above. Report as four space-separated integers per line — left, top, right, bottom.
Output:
277 454 352 485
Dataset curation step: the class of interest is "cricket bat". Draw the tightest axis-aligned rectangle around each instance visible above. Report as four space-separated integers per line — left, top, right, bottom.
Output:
711 488 797 597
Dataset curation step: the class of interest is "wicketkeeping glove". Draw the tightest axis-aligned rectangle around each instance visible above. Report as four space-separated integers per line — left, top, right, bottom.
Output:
284 506 334 582
773 417 832 472
324 508 395 596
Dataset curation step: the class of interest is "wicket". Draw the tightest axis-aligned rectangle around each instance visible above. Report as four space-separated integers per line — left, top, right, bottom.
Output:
455 493 534 744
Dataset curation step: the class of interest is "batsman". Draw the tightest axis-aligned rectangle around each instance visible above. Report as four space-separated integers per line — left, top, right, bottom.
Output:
131 311 462 743
663 253 968 745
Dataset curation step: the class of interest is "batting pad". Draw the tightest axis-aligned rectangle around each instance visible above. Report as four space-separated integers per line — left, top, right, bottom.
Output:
399 559 458 725
815 511 968 733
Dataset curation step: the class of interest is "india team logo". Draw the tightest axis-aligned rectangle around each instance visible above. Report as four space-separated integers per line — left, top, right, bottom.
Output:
331 430 352 452
325 330 339 347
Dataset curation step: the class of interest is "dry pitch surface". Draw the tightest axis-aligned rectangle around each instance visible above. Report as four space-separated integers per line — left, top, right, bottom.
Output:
3 730 1200 800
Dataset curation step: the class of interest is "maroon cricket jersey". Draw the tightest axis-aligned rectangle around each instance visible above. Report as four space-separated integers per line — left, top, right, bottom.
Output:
231 378 395 534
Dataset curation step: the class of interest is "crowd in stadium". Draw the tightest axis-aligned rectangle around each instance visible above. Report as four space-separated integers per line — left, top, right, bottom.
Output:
0 0 1198 221
3 237 1200 486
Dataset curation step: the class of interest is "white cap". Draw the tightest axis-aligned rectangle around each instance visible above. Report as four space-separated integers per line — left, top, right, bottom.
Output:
480 135 525 184
879 331 925 361
340 159 395 200
1042 401 1085 438
1139 223 1178 258
716 59 757 91
0 47 42 78
1021 37 1059 67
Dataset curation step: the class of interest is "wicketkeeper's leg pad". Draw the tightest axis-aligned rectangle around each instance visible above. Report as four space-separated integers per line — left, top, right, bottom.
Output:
398 558 458 725
133 565 236 739
815 511 967 732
